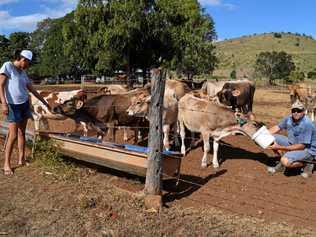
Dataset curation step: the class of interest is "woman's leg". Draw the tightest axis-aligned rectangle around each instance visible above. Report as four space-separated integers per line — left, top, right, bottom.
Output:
17 119 28 165
3 123 18 175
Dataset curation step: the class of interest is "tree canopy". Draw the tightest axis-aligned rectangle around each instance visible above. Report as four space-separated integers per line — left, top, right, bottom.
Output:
255 51 295 84
1 0 218 82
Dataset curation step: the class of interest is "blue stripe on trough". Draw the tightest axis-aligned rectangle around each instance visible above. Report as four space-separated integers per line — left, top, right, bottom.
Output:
79 136 178 155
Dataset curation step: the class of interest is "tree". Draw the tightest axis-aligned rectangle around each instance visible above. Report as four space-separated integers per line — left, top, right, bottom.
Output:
65 0 217 82
255 51 295 84
29 13 77 78
8 32 31 53
288 70 305 83
230 69 237 79
0 35 10 63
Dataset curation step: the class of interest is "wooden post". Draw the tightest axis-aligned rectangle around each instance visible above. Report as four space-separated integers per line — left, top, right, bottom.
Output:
144 68 166 210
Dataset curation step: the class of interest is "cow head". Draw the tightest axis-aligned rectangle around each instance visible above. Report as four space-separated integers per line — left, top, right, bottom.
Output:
217 88 240 107
52 98 84 116
229 113 264 137
127 93 151 118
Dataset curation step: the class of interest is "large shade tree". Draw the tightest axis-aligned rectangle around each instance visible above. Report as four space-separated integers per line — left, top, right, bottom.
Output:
0 35 10 63
255 51 296 84
64 0 217 82
30 13 75 77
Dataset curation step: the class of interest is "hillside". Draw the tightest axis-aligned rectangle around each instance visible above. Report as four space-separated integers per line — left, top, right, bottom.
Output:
214 32 316 78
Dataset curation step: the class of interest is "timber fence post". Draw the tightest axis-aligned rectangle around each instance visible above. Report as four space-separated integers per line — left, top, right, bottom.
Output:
144 68 166 211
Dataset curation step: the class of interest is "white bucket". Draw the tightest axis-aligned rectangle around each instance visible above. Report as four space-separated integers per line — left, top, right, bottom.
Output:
251 126 275 149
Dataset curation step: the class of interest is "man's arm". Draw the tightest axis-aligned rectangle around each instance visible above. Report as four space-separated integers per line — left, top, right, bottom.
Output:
269 142 305 151
27 83 51 110
268 125 281 134
0 74 8 115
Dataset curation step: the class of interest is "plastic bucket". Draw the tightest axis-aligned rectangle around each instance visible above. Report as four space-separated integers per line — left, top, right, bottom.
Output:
251 126 275 149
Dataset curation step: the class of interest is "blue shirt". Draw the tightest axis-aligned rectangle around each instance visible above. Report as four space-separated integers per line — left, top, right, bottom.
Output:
0 61 31 104
278 115 316 155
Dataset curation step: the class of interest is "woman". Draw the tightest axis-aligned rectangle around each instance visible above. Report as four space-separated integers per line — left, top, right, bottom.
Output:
0 49 50 175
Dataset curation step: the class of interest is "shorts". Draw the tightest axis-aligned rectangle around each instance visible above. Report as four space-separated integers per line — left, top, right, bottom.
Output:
7 100 33 123
273 134 313 164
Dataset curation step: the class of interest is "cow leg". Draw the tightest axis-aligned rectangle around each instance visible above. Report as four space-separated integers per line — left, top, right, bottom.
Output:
212 139 220 168
201 132 210 168
137 130 142 142
41 119 49 131
174 122 180 147
91 123 105 140
34 119 40 131
123 127 128 142
163 124 170 151
179 120 186 155
80 121 88 137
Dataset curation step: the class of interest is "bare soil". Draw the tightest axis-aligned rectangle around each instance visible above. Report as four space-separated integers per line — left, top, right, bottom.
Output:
1 86 316 236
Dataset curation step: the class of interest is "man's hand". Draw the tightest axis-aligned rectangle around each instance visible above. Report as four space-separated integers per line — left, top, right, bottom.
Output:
267 142 282 150
1 103 8 115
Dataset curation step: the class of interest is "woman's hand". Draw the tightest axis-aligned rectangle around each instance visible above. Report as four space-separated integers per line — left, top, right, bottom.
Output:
44 101 51 111
1 103 8 115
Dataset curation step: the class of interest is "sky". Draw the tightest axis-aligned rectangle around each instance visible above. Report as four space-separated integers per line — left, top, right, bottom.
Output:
0 0 316 41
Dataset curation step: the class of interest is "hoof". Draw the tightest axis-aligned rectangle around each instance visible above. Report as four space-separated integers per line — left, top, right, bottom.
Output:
181 147 186 155
213 164 219 169
201 163 208 168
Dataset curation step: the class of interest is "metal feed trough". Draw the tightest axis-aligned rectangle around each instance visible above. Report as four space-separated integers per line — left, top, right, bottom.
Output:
0 122 182 179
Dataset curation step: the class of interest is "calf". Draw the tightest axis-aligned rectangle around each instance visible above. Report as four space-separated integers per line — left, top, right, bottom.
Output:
53 88 150 142
127 80 191 150
178 93 261 168
30 89 86 131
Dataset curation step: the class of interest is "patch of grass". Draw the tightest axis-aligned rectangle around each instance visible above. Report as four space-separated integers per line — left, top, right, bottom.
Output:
33 138 79 181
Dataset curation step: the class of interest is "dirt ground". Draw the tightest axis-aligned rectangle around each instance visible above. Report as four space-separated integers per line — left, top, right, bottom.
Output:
1 86 316 237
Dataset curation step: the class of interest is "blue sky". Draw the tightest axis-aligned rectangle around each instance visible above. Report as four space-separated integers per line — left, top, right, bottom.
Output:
0 0 315 40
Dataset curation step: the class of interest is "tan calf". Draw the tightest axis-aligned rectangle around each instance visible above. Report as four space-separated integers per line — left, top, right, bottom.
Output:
178 93 260 168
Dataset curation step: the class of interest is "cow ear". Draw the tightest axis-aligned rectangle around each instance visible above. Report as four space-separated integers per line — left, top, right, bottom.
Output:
75 100 84 109
232 89 241 97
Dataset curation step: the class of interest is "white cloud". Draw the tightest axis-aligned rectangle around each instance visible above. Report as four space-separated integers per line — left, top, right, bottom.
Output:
199 0 221 6
199 0 236 10
0 0 79 35
0 0 19 6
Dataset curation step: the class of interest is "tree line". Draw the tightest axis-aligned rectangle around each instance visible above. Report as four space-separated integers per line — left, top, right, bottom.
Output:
0 0 218 84
0 0 311 85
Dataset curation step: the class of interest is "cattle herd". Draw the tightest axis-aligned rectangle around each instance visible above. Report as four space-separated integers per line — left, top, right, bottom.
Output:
30 79 264 168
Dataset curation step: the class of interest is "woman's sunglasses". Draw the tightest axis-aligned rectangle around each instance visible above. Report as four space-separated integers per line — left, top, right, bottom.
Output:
291 108 304 113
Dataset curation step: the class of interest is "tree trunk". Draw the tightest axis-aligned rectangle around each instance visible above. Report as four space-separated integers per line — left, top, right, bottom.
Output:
144 68 165 198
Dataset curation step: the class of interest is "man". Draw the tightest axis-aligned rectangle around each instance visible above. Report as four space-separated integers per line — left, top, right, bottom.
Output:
0 49 50 175
267 100 316 178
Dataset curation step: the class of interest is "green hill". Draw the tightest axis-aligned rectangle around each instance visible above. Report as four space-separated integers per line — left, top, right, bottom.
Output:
213 32 316 78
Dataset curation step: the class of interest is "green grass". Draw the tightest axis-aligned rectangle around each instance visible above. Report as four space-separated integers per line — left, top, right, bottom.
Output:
32 139 79 181
214 32 316 78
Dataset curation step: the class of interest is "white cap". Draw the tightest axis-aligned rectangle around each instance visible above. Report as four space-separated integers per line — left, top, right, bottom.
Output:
291 100 305 110
20 50 33 61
